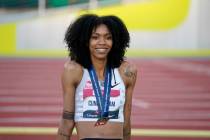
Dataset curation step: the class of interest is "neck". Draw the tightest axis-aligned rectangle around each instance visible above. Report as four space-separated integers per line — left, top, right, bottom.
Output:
91 59 107 80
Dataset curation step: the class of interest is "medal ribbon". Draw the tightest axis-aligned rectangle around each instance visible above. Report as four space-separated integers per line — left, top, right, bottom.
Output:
88 65 112 118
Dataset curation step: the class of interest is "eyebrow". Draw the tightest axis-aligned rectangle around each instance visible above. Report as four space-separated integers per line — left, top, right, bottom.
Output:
92 32 112 36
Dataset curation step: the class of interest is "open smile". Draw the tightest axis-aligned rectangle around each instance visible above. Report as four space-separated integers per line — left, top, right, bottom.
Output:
95 48 109 53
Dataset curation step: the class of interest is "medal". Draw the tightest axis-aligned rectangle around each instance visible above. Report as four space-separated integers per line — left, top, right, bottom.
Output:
94 117 109 126
88 65 112 127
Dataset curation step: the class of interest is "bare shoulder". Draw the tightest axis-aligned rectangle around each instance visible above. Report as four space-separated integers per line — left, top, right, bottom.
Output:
120 61 137 77
119 61 138 86
64 60 82 71
62 60 83 85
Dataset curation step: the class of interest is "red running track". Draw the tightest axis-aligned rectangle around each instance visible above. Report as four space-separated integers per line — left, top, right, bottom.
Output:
0 58 210 140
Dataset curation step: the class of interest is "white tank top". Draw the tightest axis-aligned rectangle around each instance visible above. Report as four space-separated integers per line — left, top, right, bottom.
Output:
74 68 125 122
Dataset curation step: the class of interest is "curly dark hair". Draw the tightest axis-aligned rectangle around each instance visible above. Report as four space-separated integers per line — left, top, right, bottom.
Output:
64 14 130 69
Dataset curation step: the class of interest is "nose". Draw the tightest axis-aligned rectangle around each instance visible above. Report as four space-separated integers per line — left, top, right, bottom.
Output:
98 37 105 44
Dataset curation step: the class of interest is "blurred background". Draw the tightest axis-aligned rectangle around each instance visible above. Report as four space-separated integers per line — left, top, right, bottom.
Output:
0 0 210 140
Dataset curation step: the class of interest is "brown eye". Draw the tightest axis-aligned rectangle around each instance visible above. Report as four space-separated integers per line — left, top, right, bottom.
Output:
91 35 98 40
107 36 112 40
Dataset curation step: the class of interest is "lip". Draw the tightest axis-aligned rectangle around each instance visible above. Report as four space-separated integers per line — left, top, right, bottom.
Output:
95 48 108 50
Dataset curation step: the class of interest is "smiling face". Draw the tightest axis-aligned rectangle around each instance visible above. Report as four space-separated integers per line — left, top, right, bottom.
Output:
89 24 113 61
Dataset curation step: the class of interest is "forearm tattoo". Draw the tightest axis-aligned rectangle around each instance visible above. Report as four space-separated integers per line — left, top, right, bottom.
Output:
62 111 74 120
124 65 136 80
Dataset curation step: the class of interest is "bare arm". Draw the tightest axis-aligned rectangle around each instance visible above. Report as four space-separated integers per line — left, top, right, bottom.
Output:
56 61 82 140
120 62 137 140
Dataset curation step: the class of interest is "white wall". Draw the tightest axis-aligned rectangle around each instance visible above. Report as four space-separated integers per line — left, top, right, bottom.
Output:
16 14 75 51
198 0 210 49
16 0 210 51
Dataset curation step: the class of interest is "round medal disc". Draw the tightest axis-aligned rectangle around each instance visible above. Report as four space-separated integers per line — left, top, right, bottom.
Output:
94 118 109 126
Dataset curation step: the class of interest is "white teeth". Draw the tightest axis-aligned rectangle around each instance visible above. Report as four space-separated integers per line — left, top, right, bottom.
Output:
95 48 107 53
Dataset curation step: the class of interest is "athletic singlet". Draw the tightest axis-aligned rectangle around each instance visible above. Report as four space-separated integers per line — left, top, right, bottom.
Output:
74 68 125 122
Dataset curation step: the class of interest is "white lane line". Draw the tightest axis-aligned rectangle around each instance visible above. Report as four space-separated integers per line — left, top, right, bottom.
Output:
132 112 210 120
0 89 59 95
0 97 62 103
153 60 210 76
0 117 59 123
0 106 61 113
132 99 150 109
135 94 210 99
131 119 210 127
137 87 208 92
131 128 210 138
149 102 210 108
132 99 210 108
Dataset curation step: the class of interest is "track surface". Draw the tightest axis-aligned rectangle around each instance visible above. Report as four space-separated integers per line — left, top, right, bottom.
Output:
0 58 210 140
